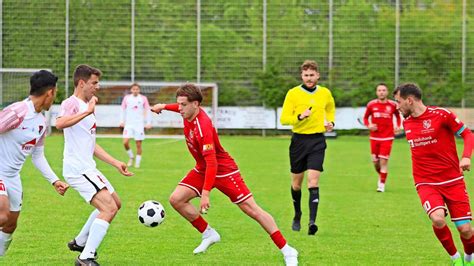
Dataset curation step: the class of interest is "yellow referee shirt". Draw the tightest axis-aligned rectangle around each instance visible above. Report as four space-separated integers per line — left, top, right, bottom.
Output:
280 85 336 134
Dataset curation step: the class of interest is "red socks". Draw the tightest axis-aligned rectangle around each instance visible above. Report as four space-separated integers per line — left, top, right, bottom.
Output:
380 172 388 184
191 216 208 233
270 230 287 249
433 225 458 256
461 235 474 255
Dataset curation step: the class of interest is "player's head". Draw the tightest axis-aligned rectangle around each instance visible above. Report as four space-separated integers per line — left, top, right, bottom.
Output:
30 70 58 111
393 83 423 118
375 83 389 100
73 64 102 101
300 60 320 88
130 83 141 96
176 83 202 121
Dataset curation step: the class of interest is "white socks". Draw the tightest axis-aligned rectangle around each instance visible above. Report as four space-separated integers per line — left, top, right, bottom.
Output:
79 219 109 260
451 252 461 260
135 155 142 167
465 253 473 263
0 232 12 256
75 209 100 246
126 149 134 159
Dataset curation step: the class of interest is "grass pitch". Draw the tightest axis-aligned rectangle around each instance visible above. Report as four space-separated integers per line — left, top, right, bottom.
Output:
3 135 473 265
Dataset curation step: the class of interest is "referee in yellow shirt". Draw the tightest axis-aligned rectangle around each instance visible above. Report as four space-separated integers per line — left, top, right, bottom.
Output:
280 60 335 235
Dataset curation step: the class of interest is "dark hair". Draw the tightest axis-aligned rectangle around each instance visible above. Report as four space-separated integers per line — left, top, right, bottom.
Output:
176 83 203 103
393 83 422 100
30 70 58 96
375 82 389 90
73 64 102 87
130 83 140 90
300 60 319 73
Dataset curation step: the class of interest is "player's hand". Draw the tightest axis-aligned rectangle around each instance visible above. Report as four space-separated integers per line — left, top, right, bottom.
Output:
368 123 378 131
87 96 98 114
119 122 125 128
200 190 211 214
460 157 471 172
325 121 334 132
394 126 402 135
53 180 69 196
299 107 312 120
151 104 166 114
145 124 152 130
116 161 134 176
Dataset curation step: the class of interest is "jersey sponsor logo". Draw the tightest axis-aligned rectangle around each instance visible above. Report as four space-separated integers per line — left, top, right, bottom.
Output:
203 143 214 151
21 138 37 152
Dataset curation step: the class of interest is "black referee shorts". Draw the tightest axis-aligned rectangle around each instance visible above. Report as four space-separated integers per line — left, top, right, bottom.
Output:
289 133 327 174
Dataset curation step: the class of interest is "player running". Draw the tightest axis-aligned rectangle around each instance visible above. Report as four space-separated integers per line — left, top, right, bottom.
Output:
151 84 298 266
0 70 69 256
362 83 401 192
394 83 473 266
56 64 133 266
119 83 152 168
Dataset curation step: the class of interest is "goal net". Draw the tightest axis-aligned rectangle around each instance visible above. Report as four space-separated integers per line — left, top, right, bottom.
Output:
0 68 52 108
96 81 219 127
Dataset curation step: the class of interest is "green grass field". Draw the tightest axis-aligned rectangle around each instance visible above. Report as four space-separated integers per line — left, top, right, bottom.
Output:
2 135 473 265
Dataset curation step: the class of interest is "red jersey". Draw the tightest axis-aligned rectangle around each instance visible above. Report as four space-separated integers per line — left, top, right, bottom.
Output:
182 108 238 175
363 99 401 140
403 107 466 186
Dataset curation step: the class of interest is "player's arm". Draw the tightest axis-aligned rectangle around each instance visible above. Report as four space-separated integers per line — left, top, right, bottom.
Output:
201 152 217 213
56 97 97 130
143 96 152 129
459 127 473 171
94 144 133 176
0 102 27 134
31 134 69 195
150 103 179 114
119 96 127 128
362 105 371 127
394 105 402 132
324 92 336 131
280 92 299 125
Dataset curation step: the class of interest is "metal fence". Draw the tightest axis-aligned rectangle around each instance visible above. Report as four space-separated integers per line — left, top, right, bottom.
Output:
1 0 473 107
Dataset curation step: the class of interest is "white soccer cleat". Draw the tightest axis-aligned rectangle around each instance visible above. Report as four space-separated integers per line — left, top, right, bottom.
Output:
193 228 220 254
283 246 298 266
134 163 140 168
127 158 133 167
377 181 385 192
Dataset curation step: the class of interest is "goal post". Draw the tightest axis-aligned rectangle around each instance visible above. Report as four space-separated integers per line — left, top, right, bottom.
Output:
97 81 219 126
0 68 53 108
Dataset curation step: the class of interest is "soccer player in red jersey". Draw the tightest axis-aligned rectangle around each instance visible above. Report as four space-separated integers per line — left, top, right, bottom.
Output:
151 84 298 266
394 83 473 266
363 83 401 192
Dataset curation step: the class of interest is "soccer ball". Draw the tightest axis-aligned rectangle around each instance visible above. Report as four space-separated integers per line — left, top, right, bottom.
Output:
138 200 165 227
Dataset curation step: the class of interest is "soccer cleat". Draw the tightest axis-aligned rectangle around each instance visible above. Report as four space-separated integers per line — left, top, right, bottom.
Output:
377 181 385 192
134 163 140 168
308 223 318 235
127 158 133 167
68 239 97 259
283 246 298 266
452 257 464 266
465 260 473 266
193 228 221 254
292 212 302 231
75 256 100 266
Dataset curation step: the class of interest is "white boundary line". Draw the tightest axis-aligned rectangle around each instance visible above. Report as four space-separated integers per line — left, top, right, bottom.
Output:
96 134 183 139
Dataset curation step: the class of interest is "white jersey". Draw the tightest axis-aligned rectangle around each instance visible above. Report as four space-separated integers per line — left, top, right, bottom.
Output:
59 96 97 177
0 98 47 178
120 94 151 127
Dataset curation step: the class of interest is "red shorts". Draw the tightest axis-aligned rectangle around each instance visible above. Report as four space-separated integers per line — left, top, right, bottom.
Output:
179 169 252 204
370 139 393 161
416 181 472 221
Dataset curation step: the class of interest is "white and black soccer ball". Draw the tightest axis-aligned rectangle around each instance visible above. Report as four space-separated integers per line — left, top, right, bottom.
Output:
138 200 165 227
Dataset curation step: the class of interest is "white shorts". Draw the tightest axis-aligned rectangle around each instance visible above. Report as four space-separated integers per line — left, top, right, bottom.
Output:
123 125 145 141
0 176 23 212
65 169 115 203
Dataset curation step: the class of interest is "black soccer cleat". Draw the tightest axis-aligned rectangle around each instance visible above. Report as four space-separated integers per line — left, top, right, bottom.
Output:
308 223 318 235
68 239 97 259
75 256 100 266
292 212 302 231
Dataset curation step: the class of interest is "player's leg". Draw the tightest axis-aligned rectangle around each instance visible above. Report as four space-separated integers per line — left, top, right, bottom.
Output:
289 134 308 232
123 137 134 167
170 171 219 254
419 185 461 263
377 140 393 192
0 178 22 256
78 188 119 261
238 197 298 265
0 194 12 256
290 172 304 231
0 211 19 256
306 134 326 235
370 139 381 174
135 140 143 168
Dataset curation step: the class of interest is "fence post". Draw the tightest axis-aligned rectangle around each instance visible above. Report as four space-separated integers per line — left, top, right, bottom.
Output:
395 0 400 88
65 0 69 97
131 0 135 82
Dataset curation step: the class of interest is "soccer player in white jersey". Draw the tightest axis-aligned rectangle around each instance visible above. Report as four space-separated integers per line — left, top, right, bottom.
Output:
0 70 69 256
56 64 133 266
119 83 152 168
